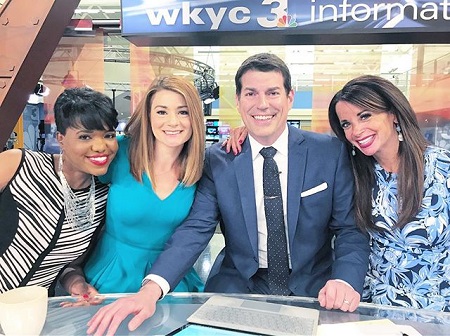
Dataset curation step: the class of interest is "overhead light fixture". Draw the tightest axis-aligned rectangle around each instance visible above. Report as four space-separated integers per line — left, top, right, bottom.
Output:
74 8 100 14
193 64 218 115
61 70 84 88
34 81 50 96
67 19 93 31
212 85 220 99
203 97 215 104
202 83 220 105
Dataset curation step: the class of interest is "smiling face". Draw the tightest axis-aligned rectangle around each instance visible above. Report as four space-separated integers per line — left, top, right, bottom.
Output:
57 127 118 178
236 70 293 146
150 89 192 151
335 100 399 164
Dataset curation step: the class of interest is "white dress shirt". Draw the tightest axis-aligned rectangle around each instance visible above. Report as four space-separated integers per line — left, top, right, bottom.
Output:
144 126 291 296
144 124 352 295
248 125 291 268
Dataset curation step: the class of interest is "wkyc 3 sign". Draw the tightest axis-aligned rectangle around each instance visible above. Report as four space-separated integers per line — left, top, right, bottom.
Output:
121 0 450 35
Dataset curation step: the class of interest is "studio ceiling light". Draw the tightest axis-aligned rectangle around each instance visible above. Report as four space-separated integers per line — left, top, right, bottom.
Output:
34 82 50 97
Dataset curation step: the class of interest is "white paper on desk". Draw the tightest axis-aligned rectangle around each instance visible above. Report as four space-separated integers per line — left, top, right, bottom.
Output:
317 319 422 336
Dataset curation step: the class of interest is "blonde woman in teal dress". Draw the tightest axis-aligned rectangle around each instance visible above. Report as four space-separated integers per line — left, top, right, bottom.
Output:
65 76 206 295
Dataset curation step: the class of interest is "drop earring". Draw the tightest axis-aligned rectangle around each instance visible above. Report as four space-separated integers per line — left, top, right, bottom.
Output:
351 145 356 156
59 148 63 172
395 123 404 142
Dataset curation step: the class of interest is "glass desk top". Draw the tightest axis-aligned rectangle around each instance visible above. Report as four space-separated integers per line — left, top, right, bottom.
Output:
42 293 449 335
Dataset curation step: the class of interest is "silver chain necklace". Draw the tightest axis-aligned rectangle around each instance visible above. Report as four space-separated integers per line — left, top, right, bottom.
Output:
58 155 96 230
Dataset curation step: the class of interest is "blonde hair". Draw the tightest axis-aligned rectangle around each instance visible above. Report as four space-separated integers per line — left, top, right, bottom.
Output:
124 76 205 187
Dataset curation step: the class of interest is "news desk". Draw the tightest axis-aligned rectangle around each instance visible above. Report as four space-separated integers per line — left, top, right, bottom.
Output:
42 293 449 335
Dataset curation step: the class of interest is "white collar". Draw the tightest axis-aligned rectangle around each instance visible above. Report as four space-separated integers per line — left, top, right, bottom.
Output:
249 125 289 161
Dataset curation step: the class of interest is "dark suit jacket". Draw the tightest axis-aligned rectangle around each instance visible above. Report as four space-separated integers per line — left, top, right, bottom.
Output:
151 125 370 297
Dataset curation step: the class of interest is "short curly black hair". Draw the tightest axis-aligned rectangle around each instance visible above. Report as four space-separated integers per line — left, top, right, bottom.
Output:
54 87 118 135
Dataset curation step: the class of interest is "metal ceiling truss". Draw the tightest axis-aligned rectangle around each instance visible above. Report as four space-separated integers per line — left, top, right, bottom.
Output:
147 52 217 100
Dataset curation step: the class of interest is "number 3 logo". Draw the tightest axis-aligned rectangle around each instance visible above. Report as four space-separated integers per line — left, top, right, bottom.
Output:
257 0 288 28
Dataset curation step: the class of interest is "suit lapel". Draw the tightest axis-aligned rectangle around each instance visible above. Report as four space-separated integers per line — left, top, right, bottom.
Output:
287 128 306 248
234 141 258 257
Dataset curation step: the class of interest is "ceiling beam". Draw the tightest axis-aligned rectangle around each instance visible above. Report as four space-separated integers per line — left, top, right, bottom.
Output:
0 0 80 148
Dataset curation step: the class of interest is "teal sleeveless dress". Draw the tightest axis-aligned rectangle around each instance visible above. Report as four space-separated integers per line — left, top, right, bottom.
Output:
84 136 204 293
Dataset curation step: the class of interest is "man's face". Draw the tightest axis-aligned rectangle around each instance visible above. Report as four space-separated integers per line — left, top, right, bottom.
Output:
236 70 293 146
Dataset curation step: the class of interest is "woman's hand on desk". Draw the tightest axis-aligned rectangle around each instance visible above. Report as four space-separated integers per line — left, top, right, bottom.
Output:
60 280 104 307
87 280 162 336
60 295 105 307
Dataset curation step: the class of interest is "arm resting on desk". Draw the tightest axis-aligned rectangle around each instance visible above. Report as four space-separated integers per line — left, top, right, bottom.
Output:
58 223 104 298
86 280 162 336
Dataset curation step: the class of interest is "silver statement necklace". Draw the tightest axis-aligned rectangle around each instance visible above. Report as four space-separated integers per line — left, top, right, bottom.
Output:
58 155 95 230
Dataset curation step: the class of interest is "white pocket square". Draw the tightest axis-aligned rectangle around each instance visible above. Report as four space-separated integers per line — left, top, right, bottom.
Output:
301 182 328 197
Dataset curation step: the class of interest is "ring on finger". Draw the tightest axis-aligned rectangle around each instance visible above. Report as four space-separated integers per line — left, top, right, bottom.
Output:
343 299 350 305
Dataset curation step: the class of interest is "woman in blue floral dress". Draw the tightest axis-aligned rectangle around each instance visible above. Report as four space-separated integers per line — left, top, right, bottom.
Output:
328 75 450 312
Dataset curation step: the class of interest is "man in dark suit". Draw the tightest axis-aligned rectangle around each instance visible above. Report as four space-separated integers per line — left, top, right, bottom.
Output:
87 53 370 336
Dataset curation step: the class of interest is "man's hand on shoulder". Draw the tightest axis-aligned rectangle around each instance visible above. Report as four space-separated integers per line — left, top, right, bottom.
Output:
86 281 162 336
318 279 360 312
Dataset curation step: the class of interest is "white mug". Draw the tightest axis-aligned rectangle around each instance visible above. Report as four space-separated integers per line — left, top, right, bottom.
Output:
0 286 48 336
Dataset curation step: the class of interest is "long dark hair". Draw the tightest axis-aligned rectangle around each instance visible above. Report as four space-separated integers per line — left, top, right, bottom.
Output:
328 75 428 231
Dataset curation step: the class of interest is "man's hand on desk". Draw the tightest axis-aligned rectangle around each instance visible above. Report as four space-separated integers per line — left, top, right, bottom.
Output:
86 280 162 336
318 279 360 313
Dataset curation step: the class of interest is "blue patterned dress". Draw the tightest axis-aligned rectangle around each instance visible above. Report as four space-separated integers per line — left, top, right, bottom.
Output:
363 146 450 312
